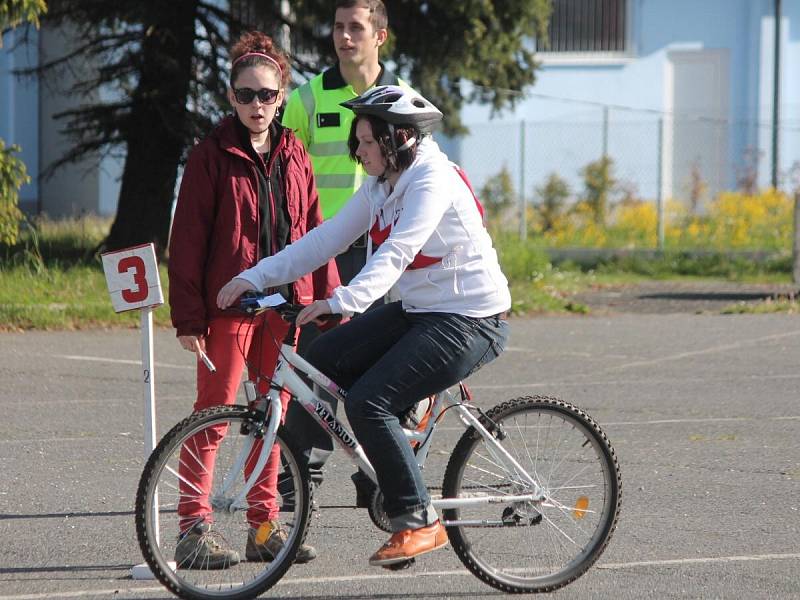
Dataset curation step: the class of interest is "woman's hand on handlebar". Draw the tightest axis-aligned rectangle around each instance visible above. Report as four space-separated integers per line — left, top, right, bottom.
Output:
297 299 333 326
217 277 257 309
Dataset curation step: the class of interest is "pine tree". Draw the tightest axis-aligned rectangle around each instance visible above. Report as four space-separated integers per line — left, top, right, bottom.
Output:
30 0 552 252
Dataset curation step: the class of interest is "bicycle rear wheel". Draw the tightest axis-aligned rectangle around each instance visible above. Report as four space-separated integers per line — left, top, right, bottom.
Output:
135 405 312 600
442 396 620 593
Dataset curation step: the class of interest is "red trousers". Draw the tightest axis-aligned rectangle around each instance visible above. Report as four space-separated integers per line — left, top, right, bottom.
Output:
178 312 294 530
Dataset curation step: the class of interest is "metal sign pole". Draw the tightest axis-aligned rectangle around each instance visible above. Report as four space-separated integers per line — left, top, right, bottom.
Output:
131 306 161 580
100 243 173 579
142 306 157 457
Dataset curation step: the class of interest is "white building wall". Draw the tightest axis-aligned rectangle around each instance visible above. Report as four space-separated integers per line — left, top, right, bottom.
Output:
1 23 122 218
452 0 796 205
38 23 99 217
0 26 39 212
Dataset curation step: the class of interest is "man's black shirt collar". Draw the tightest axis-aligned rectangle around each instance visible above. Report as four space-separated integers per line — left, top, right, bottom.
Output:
322 62 399 90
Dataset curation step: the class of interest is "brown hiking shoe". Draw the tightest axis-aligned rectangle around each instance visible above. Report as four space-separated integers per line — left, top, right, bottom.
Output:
246 520 317 564
174 522 240 570
368 520 448 566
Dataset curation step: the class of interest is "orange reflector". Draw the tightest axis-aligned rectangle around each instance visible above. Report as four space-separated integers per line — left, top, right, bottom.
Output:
573 496 589 519
254 521 275 545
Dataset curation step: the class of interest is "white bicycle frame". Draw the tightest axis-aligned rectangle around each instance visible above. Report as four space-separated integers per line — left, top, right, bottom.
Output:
218 336 546 525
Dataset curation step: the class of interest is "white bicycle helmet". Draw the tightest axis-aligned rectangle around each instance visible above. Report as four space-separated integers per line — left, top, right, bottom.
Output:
341 85 443 132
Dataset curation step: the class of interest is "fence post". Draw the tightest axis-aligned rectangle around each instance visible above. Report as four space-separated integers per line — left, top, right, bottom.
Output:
656 117 665 251
519 120 527 241
793 190 800 285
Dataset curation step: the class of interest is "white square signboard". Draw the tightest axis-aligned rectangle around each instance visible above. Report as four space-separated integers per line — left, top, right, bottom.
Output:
101 243 164 313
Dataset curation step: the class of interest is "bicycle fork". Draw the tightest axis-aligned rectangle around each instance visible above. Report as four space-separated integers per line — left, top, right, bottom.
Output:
211 380 283 514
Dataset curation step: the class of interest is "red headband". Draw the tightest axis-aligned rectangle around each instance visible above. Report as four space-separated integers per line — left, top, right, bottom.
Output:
232 52 282 75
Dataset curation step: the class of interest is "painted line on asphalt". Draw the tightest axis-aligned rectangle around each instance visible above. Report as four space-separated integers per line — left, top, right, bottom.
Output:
469 372 800 390
605 415 800 426
3 414 798 444
433 414 800 431
606 329 800 371
52 354 800 392
54 354 193 370
1 553 798 599
597 552 800 570
6 395 194 407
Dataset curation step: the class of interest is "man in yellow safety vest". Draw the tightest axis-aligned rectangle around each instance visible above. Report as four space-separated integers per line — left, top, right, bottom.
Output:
282 0 411 284
281 0 412 509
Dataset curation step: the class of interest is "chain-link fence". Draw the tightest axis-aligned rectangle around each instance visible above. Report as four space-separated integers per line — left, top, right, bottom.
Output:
445 101 800 248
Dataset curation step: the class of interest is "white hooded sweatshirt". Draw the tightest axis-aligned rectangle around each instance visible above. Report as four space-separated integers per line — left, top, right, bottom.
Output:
237 137 511 318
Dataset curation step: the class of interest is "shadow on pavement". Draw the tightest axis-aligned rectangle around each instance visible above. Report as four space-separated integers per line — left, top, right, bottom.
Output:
0 509 134 520
637 291 782 302
1 564 131 574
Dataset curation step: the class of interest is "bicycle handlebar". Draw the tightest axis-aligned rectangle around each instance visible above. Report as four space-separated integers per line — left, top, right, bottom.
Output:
238 291 341 325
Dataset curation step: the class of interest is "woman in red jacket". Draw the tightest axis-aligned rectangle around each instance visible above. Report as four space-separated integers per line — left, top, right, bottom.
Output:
168 31 339 569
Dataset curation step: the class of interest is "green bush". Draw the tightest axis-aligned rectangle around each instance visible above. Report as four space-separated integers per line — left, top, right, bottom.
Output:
1 215 112 266
590 250 791 279
492 231 552 283
0 140 28 245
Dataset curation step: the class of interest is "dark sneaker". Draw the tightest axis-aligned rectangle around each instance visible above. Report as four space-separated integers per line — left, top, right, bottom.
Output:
174 522 240 570
246 520 317 564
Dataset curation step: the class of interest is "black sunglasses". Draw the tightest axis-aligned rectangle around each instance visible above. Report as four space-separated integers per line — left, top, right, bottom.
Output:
233 87 280 105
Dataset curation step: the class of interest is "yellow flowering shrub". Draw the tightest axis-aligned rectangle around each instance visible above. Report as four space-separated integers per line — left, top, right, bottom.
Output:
536 189 793 250
702 189 792 250
542 201 607 247
608 201 658 247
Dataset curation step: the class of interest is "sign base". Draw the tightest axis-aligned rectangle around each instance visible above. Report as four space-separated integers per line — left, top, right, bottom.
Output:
131 561 176 580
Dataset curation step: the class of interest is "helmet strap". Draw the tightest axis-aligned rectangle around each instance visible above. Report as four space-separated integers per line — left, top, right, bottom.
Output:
396 136 416 151
386 123 398 153
384 122 399 172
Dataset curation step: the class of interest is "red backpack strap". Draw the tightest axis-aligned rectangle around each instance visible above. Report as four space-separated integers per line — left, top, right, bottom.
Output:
453 165 485 221
407 254 442 270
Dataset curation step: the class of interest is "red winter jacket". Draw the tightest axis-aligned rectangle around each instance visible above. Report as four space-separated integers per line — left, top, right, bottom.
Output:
168 116 341 337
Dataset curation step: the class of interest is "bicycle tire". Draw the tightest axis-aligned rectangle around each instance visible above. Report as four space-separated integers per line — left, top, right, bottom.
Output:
135 405 312 600
441 396 621 593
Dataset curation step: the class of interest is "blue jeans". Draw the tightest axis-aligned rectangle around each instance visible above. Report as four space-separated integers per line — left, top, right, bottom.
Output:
284 244 383 487
306 301 509 531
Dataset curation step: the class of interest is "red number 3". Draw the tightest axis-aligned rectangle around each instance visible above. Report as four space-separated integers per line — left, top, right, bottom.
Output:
119 256 149 303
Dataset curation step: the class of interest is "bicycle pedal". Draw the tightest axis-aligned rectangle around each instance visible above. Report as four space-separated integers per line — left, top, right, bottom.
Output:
382 558 415 571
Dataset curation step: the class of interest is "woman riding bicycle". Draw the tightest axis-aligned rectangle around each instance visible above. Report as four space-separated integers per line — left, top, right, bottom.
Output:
218 85 511 566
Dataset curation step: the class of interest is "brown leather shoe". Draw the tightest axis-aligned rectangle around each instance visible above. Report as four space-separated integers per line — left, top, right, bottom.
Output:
368 520 448 566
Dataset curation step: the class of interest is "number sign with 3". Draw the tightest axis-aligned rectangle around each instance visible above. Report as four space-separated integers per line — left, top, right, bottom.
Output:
101 243 164 312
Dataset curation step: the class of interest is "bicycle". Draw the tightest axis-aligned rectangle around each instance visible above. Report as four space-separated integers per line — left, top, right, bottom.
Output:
135 292 621 600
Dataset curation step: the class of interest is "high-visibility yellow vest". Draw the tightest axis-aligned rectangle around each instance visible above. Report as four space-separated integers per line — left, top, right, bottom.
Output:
282 64 408 219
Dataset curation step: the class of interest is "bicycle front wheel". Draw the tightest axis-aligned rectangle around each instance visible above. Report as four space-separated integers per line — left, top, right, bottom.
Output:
135 405 312 600
442 396 621 593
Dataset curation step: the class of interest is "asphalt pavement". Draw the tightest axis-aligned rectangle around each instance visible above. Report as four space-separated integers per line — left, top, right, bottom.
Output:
1 309 799 599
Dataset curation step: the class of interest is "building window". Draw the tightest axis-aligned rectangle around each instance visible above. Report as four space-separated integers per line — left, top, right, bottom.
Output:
537 0 628 53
